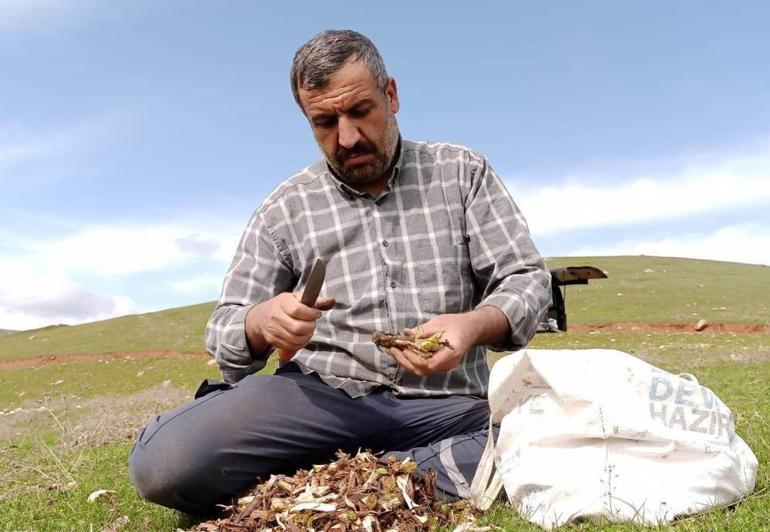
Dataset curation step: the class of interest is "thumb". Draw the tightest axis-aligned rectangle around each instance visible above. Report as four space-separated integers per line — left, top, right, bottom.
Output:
404 321 438 338
314 296 336 311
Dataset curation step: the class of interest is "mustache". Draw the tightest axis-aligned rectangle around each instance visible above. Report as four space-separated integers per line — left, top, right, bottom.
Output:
337 141 377 164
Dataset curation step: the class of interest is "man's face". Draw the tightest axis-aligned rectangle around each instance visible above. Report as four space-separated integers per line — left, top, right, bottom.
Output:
298 60 400 187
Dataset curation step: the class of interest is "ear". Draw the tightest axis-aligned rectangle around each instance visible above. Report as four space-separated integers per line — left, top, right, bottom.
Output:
384 77 399 114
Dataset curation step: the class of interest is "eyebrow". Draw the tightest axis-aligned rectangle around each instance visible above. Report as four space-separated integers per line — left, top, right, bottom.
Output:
309 98 376 121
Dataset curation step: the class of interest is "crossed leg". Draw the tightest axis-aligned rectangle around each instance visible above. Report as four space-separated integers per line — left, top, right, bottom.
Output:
128 367 491 515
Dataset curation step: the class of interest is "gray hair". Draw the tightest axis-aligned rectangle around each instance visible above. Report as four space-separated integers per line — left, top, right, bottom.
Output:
290 30 389 110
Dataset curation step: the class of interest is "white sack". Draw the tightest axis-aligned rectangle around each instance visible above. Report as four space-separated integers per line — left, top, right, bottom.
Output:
471 349 758 529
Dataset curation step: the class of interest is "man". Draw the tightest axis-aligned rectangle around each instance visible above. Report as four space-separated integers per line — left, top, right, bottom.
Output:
129 30 551 515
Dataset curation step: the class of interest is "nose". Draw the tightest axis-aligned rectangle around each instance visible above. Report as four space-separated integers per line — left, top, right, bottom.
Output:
337 116 361 149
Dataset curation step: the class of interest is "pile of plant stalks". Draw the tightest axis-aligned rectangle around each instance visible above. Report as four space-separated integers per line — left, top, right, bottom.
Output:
192 451 477 531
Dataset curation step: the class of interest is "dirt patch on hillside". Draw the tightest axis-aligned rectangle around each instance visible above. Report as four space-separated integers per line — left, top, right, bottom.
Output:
0 350 208 370
569 322 770 334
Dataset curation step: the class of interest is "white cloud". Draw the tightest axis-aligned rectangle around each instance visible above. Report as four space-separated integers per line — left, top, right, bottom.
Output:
0 221 241 329
170 275 223 296
0 269 138 330
39 224 239 275
47 227 191 275
508 142 770 236
568 223 770 266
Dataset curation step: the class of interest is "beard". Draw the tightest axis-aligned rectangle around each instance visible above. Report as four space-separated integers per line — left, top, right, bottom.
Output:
326 114 400 186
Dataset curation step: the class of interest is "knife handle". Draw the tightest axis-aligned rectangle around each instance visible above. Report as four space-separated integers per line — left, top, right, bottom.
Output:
274 348 295 361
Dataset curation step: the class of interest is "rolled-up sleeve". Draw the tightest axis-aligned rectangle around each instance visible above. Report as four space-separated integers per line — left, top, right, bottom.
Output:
204 211 295 383
464 155 551 350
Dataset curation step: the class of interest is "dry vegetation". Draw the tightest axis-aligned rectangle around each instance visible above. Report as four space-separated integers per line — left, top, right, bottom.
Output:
194 452 478 531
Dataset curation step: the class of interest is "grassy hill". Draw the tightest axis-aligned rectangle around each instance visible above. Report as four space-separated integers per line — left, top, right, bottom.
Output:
1 256 768 362
0 302 215 361
0 329 17 337
544 255 770 324
1 255 767 530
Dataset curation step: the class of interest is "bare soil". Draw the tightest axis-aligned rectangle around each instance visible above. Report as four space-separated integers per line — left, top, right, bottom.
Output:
569 322 770 334
1 322 768 371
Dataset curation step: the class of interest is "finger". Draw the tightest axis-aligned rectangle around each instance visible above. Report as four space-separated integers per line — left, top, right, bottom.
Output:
387 348 423 376
422 348 457 373
282 296 322 321
314 297 336 311
400 348 434 374
403 322 437 338
265 321 314 351
277 316 317 338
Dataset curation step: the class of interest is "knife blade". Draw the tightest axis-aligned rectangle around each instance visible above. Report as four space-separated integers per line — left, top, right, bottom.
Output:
300 257 326 307
276 257 326 360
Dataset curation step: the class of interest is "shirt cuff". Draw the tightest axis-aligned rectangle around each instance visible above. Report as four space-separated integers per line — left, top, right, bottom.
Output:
213 304 270 382
476 293 534 351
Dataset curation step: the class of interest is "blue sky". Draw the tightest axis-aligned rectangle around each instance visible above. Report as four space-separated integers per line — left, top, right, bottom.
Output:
1 1 769 330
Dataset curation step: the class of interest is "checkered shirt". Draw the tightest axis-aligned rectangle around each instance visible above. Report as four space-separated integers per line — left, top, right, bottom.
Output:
205 139 551 398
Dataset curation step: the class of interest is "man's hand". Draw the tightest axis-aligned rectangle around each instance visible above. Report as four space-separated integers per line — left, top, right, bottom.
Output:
245 292 334 360
386 306 510 377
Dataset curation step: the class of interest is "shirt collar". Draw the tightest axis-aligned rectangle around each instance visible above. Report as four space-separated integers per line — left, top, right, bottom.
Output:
326 137 403 200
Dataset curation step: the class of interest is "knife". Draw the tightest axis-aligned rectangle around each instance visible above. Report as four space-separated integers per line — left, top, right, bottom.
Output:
299 257 326 307
276 257 326 360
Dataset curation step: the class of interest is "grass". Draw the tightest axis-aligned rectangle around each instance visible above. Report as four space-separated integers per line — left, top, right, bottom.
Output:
1 256 767 363
544 256 770 324
0 256 768 530
1 442 194 531
0 355 221 410
0 302 215 361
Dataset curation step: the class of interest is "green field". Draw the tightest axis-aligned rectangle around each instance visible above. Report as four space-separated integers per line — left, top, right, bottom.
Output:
0 256 767 530
0 302 215 362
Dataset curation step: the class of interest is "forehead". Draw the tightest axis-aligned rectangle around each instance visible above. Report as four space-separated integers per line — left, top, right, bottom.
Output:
299 60 381 115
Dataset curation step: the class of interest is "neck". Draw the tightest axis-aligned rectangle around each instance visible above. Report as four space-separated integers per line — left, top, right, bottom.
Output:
351 173 391 198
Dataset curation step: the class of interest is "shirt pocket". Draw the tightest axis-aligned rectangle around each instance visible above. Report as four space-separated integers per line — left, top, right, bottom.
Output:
413 243 471 314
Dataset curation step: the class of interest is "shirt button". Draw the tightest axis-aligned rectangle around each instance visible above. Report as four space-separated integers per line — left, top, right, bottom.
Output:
382 239 389 247
390 281 397 288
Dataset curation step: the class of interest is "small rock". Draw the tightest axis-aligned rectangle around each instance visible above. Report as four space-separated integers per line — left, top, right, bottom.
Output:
695 319 709 332
27 335 35 340
136 371 145 378
643 268 655 273
162 379 172 387
52 379 64 386
206 359 217 367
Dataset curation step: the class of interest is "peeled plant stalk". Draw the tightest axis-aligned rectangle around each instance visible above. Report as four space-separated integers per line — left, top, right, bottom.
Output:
191 451 477 531
372 330 453 359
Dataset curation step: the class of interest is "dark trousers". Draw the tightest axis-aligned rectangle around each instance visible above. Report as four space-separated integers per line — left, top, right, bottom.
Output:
128 365 493 515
